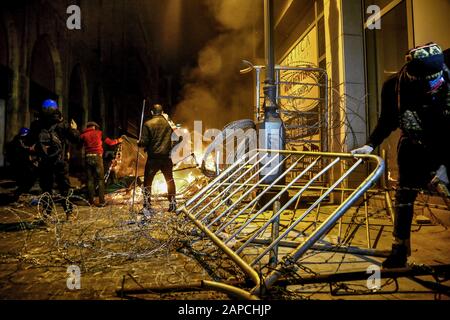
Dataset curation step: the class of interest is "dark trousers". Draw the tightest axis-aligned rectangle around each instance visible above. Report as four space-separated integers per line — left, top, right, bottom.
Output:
86 154 105 204
39 159 72 213
13 163 37 198
143 157 176 208
394 138 438 240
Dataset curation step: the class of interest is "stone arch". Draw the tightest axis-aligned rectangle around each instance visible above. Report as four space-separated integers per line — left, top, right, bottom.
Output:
91 84 106 130
0 11 20 167
28 35 63 116
68 63 88 128
0 11 19 88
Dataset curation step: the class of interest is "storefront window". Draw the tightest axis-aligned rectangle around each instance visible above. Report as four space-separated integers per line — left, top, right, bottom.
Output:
365 0 408 181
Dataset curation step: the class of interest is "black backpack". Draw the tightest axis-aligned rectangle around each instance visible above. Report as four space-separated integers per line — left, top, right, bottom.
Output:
37 124 63 163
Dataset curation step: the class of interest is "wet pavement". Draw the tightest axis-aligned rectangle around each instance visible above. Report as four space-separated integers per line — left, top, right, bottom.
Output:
0 189 449 300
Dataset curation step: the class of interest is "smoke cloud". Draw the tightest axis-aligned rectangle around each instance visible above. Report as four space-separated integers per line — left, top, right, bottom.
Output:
173 0 263 130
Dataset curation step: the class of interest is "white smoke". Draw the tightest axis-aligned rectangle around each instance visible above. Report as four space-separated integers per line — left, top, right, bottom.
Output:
173 0 263 130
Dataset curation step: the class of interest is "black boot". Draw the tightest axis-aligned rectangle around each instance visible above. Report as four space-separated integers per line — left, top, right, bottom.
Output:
168 200 177 212
382 244 408 269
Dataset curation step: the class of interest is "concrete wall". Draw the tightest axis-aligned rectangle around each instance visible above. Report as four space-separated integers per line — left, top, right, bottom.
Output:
324 0 367 153
412 0 450 49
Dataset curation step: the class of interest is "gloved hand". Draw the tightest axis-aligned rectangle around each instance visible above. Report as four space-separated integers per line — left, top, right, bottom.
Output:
350 145 374 155
70 119 77 130
434 165 449 185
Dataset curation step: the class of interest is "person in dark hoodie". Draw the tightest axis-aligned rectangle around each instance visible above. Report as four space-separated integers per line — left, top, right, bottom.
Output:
352 43 450 268
80 121 122 206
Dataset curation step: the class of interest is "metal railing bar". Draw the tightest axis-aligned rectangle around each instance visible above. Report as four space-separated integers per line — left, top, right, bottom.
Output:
259 156 384 293
221 183 379 194
364 193 371 249
249 239 390 258
219 156 323 243
213 157 304 234
180 208 261 289
185 153 250 207
206 155 298 229
192 152 264 217
200 154 287 224
250 159 363 266
234 157 339 254
190 151 260 209
337 189 345 244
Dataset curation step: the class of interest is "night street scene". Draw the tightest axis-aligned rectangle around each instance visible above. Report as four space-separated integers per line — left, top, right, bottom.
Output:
0 0 449 308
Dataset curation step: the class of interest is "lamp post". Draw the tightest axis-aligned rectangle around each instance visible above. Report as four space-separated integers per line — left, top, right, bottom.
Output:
261 0 285 268
260 0 285 185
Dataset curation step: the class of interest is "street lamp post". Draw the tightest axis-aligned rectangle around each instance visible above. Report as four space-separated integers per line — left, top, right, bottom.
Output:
261 0 285 268
260 0 285 185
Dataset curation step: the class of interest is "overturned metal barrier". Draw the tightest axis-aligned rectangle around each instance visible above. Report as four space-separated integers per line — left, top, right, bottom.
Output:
178 149 384 297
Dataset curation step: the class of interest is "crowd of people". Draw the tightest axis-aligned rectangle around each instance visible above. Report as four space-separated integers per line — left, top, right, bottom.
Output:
4 100 178 219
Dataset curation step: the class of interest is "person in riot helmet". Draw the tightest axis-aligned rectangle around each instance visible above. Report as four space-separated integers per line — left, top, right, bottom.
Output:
352 43 450 268
138 104 177 214
30 99 80 218
5 127 38 201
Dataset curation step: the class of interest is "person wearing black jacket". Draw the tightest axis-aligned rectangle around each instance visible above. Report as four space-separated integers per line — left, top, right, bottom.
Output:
352 43 450 268
30 99 80 218
138 104 177 213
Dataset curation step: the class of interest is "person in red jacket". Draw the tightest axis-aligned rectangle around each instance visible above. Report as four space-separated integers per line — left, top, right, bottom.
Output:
80 121 123 206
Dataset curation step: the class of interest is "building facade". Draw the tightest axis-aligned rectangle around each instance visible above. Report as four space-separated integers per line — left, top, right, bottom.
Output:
0 0 161 168
274 0 449 180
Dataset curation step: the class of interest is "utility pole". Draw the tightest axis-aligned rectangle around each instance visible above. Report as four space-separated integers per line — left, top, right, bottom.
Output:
262 0 285 267
260 0 285 184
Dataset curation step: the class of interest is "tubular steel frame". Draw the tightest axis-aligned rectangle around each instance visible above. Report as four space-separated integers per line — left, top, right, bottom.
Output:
178 149 385 298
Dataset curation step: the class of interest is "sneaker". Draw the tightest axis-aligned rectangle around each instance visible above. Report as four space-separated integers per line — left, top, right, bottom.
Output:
168 201 177 212
382 244 408 269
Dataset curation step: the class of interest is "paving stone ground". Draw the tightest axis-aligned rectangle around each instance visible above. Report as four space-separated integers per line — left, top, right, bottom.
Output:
0 191 449 300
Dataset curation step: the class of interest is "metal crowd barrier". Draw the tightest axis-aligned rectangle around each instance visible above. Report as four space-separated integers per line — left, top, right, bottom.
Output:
178 149 384 298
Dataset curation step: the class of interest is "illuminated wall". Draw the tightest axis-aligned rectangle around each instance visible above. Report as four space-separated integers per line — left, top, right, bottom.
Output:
275 0 367 154
412 0 450 49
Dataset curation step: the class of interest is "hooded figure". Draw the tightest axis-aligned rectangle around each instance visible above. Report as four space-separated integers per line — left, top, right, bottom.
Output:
352 43 450 268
